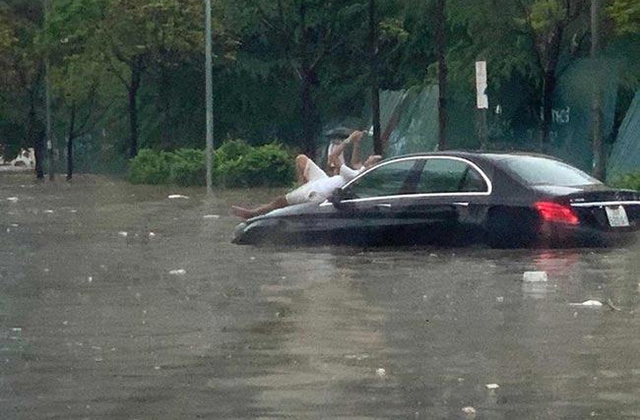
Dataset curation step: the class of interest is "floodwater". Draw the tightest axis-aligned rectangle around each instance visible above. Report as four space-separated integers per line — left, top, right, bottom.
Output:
1 172 640 420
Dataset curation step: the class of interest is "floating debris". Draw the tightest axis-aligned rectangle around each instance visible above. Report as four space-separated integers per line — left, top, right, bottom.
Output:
203 214 220 219
485 383 500 390
461 406 477 419
168 194 189 199
118 231 128 237
522 271 548 282
7 197 18 202
570 300 603 307
169 269 186 275
376 368 386 377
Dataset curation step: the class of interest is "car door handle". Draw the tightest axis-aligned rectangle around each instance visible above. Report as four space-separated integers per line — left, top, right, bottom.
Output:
453 202 469 206
375 203 392 209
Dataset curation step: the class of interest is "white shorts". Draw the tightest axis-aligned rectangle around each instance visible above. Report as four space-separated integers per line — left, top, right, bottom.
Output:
286 159 328 205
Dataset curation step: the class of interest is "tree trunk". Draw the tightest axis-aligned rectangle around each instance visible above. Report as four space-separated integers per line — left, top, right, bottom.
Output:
538 25 563 150
299 1 316 159
67 102 76 180
128 66 141 158
591 0 604 179
158 66 172 149
28 97 45 179
436 0 448 150
369 0 382 155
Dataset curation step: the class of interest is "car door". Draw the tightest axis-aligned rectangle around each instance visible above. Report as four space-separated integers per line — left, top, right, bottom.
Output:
327 156 490 245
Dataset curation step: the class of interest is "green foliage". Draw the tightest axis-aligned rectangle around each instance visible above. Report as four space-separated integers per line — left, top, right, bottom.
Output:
609 172 640 191
128 148 172 185
215 141 295 188
170 148 206 187
608 0 640 35
128 141 294 188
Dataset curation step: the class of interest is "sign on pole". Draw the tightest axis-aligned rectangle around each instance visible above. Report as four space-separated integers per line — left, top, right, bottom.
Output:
475 61 488 109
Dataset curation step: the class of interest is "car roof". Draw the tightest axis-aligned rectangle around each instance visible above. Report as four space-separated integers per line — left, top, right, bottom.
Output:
379 150 563 166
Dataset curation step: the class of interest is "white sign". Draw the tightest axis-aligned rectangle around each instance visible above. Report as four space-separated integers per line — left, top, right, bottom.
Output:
475 61 488 109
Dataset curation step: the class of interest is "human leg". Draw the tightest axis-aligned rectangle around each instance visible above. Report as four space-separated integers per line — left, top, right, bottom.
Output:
295 154 327 184
231 195 289 220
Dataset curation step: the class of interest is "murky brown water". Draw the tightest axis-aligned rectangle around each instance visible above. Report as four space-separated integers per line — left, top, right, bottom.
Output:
1 172 640 419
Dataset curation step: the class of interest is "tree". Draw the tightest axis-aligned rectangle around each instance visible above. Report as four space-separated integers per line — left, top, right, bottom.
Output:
0 1 47 178
447 1 592 149
231 0 374 158
607 0 640 35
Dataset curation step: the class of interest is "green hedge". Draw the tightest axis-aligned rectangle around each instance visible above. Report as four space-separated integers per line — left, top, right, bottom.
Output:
609 172 640 191
128 141 295 188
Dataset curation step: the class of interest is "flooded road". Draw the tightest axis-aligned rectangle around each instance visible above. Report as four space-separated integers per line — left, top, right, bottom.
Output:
2 172 640 419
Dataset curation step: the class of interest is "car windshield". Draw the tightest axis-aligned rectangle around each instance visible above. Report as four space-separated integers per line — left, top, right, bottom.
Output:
497 155 602 186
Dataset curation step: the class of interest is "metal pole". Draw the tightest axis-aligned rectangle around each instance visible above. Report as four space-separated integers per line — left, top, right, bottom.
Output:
204 0 214 195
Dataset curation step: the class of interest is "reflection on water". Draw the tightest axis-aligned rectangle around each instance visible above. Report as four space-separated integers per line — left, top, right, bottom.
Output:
1 173 640 419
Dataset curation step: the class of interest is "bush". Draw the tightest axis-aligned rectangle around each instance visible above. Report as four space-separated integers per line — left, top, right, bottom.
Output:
128 141 295 188
216 142 294 188
170 148 206 186
129 149 172 184
609 172 640 191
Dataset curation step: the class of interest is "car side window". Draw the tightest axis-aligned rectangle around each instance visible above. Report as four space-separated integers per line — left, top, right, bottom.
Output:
416 159 487 193
347 160 418 199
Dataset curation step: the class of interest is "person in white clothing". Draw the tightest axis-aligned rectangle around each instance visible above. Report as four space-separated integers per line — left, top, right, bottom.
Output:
231 130 382 220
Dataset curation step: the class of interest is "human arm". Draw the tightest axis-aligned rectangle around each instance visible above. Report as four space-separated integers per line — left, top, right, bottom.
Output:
328 130 364 169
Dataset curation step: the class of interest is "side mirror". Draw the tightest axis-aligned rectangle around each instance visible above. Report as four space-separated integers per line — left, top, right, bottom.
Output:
330 188 353 209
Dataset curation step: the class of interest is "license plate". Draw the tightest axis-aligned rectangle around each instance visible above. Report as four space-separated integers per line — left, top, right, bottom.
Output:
605 205 630 227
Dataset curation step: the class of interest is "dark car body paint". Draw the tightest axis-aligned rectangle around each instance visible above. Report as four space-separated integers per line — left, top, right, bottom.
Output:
232 152 640 248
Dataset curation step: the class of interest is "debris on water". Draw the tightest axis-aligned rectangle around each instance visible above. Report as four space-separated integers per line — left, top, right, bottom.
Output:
496 296 504 303
570 300 603 307
461 406 477 419
203 214 220 219
43 209 54 214
88 276 93 283
485 383 500 390
523 271 548 282
7 197 18 202
118 231 128 237
345 354 369 361
148 232 156 239
168 194 189 199
169 269 186 275
605 299 622 311
376 368 386 377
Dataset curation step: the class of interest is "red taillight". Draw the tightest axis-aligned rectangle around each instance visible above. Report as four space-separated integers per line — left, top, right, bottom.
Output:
534 201 579 225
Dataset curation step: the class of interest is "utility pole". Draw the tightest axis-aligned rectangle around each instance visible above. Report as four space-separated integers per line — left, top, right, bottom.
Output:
204 0 214 195
45 0 54 180
591 0 604 179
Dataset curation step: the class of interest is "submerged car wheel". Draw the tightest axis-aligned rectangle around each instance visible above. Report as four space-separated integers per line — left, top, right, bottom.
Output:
486 207 538 249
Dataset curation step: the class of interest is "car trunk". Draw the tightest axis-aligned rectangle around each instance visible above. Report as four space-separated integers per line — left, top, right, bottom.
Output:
566 189 640 231
530 185 640 231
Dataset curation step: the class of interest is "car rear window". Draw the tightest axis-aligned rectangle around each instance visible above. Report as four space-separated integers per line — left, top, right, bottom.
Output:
497 156 602 186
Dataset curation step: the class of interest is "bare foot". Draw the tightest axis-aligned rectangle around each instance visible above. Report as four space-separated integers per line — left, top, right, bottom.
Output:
230 206 253 220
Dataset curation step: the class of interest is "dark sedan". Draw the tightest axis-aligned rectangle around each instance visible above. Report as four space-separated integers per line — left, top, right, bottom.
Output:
232 151 640 248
